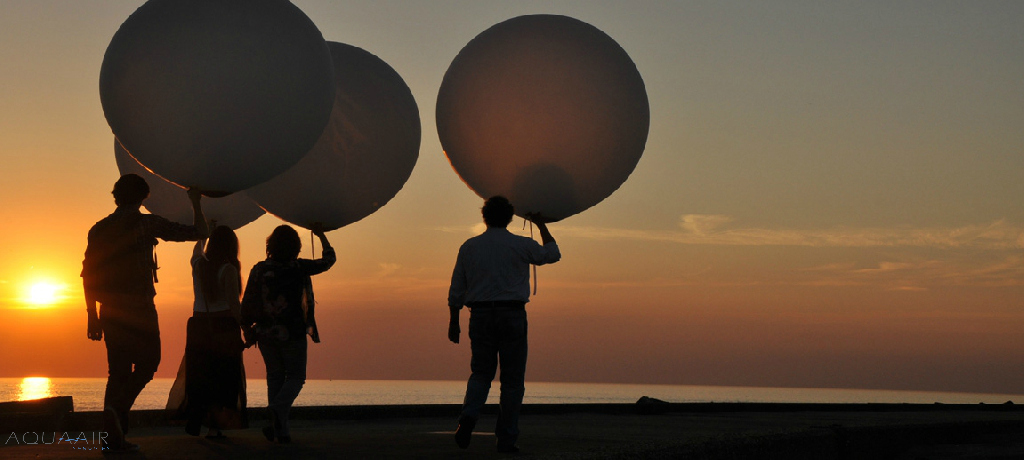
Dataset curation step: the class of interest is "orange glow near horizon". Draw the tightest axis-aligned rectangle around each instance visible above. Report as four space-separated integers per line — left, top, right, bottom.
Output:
18 377 53 401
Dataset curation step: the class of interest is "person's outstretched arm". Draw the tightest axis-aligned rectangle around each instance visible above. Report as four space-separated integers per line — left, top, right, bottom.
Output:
191 239 205 266
300 223 337 275
188 187 210 239
525 213 560 265
526 213 556 245
534 221 555 245
314 224 332 252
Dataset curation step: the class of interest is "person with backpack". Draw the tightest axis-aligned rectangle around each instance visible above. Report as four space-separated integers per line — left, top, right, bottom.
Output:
82 173 208 453
241 224 335 444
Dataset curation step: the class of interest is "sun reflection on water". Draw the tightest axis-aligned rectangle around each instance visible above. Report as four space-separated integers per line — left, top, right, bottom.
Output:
18 377 53 401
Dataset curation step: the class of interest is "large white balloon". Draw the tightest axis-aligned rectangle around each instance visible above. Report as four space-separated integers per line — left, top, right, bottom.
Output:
115 141 265 230
246 42 421 231
436 15 649 221
100 0 336 195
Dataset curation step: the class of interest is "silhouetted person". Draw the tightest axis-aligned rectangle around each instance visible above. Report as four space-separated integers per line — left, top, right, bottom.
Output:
448 196 561 453
181 225 250 438
82 173 208 452
241 224 335 444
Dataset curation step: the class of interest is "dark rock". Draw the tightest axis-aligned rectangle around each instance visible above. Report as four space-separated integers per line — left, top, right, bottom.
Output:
636 396 670 415
0 396 74 432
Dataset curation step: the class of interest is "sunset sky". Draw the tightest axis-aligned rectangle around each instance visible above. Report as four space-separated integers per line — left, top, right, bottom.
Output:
1 1 1022 395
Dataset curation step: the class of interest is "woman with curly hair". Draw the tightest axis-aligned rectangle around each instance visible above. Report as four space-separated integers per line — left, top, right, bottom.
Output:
241 224 335 443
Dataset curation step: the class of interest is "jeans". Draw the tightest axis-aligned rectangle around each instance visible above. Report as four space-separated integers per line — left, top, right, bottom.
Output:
258 337 307 437
461 307 528 446
100 297 161 433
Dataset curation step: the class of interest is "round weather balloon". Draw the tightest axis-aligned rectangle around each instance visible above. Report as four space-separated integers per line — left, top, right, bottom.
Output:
246 42 420 231
100 0 335 195
436 15 649 221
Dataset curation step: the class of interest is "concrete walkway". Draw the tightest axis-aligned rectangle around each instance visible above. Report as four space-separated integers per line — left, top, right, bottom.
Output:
4 403 1024 459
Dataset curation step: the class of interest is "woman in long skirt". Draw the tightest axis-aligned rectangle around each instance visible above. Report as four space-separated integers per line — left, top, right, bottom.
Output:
180 225 252 437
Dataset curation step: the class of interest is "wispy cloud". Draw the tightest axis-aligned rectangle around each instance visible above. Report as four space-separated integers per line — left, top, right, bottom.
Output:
434 223 488 235
376 263 401 278
680 214 734 236
554 216 1024 250
799 255 1024 290
430 216 1024 291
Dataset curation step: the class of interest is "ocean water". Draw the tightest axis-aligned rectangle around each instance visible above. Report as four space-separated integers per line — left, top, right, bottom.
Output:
1 378 1021 412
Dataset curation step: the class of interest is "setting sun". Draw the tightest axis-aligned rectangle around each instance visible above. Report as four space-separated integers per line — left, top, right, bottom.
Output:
26 282 62 306
18 377 53 401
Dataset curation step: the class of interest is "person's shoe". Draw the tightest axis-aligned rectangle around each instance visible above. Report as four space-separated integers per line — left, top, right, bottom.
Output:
455 416 475 449
496 443 520 454
262 426 275 442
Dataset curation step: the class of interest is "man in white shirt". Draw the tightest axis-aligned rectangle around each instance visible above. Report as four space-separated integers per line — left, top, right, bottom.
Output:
448 195 560 453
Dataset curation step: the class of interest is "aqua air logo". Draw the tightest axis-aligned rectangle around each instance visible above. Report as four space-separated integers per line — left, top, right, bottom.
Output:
5 432 109 451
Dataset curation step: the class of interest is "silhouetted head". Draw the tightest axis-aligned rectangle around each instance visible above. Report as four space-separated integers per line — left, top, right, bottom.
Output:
266 225 301 261
482 196 515 228
205 226 239 266
112 173 150 208
199 225 241 299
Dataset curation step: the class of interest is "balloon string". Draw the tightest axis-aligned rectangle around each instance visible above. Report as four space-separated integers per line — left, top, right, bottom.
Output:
529 219 538 296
